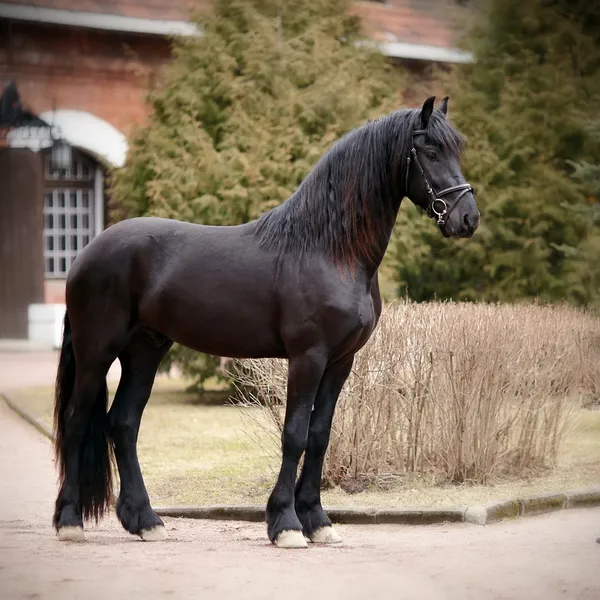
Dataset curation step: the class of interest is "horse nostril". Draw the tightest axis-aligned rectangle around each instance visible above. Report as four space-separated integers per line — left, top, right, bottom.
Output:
463 213 471 229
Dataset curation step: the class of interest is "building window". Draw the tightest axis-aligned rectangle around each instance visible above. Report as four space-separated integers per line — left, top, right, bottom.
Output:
43 151 100 278
45 153 95 182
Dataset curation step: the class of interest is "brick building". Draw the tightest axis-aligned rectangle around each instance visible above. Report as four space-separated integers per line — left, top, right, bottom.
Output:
0 0 472 344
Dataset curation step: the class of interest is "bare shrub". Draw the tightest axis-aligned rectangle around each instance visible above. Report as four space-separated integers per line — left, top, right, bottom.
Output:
232 302 600 486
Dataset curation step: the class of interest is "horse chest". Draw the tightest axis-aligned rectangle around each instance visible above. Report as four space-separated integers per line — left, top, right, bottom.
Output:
357 298 378 342
336 295 378 355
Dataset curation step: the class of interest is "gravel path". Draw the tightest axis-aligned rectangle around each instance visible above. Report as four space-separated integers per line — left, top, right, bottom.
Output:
1 353 599 599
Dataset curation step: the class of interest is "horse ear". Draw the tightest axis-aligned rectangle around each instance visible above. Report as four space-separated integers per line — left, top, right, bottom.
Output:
421 96 435 128
439 96 449 117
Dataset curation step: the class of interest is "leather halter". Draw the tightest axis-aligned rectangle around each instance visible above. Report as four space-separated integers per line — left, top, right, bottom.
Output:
405 129 474 226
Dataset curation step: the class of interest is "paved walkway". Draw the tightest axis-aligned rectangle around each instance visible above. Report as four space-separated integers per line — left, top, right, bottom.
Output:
0 350 122 391
1 351 599 599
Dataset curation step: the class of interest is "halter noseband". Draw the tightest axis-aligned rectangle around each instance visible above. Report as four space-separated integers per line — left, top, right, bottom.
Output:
405 129 474 226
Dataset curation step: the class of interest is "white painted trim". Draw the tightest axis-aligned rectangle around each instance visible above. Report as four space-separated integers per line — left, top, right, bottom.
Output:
28 303 65 349
380 41 473 64
94 165 104 236
0 2 473 63
356 39 473 64
8 109 128 167
0 2 199 36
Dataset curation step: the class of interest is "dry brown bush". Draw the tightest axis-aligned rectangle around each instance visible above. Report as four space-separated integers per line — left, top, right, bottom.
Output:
231 302 600 487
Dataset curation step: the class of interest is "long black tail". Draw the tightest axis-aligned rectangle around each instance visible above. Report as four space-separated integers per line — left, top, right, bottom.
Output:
53 311 113 527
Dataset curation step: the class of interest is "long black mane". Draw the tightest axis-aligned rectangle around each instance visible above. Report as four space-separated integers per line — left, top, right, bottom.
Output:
255 107 464 267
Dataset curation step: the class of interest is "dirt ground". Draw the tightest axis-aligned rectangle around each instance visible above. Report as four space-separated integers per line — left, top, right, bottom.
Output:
1 393 599 600
2 351 600 599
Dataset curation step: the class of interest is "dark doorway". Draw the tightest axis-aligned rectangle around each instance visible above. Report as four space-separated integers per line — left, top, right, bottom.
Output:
0 147 45 338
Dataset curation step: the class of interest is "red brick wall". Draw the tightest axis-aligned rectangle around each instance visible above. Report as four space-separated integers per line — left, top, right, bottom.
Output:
0 21 171 136
0 21 172 304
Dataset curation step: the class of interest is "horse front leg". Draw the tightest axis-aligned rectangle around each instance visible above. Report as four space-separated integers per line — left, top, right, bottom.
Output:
108 332 172 541
266 349 327 548
294 355 354 544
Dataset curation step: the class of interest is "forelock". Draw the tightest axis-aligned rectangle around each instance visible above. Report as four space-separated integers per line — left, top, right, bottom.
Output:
426 110 465 156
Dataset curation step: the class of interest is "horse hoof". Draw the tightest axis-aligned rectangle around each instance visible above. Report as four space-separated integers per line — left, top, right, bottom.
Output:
309 526 342 544
57 526 84 542
274 530 308 549
140 525 168 542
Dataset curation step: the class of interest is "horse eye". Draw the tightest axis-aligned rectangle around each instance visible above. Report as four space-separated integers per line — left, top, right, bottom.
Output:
426 151 437 161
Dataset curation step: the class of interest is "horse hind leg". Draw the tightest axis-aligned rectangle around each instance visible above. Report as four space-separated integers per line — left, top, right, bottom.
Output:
54 358 114 541
108 330 172 541
53 293 130 540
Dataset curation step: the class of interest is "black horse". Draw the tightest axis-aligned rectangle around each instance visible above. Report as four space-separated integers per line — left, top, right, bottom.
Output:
52 96 479 547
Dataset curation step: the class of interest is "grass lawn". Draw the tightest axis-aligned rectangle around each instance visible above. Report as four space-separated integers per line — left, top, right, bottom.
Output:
7 379 600 509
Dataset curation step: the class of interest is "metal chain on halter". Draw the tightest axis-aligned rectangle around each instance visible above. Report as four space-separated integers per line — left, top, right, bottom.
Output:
405 130 474 226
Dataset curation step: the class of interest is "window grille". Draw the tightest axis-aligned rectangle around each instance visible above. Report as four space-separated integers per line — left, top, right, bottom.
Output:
45 154 94 182
43 154 97 278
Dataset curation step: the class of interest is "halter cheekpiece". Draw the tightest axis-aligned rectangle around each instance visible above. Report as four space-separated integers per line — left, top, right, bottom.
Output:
405 129 474 226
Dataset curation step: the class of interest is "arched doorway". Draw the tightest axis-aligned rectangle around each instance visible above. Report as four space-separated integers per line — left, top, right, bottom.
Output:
4 106 124 343
0 148 45 339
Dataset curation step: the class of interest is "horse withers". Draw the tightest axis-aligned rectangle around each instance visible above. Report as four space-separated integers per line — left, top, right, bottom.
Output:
52 96 479 547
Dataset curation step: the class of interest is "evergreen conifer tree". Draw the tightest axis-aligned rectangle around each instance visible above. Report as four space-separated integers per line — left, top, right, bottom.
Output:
110 0 402 388
393 0 600 304
111 0 400 226
561 120 600 306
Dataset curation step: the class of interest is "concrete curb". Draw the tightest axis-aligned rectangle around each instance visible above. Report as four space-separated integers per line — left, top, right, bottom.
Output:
1 392 55 441
154 505 468 525
156 491 600 526
156 505 266 523
464 489 600 525
4 391 600 527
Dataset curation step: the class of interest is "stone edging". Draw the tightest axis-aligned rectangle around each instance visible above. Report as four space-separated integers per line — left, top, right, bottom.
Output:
464 489 600 525
2 391 55 440
3 392 600 527
153 505 468 525
154 489 600 526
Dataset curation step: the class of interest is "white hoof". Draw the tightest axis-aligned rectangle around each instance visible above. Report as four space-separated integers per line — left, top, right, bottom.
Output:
309 526 342 544
274 530 308 549
140 525 168 542
57 526 84 542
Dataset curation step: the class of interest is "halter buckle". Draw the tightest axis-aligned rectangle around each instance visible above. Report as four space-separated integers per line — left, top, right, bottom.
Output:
431 198 448 224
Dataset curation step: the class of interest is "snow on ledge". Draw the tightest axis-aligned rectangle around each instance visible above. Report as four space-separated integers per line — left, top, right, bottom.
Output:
8 109 128 167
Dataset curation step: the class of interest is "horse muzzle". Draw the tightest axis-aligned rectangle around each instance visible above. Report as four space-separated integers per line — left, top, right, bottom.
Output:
442 190 479 238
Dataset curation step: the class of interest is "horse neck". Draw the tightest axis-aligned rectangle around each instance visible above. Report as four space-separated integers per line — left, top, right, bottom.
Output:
356 194 403 279
255 113 411 274
336 119 409 277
